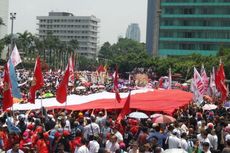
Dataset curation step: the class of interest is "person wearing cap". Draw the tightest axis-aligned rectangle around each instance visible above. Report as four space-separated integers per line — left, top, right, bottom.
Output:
167 129 181 149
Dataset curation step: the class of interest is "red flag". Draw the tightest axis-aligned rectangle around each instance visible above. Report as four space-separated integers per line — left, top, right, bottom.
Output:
28 57 44 103
113 65 121 103
97 65 105 73
215 64 227 102
2 65 13 111
56 65 70 103
117 92 131 123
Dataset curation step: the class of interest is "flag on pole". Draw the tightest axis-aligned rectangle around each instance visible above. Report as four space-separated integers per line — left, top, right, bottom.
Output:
209 67 217 96
10 45 22 67
8 59 22 99
215 63 227 102
113 65 121 103
193 67 205 104
56 64 70 103
200 64 209 95
168 68 172 89
117 91 131 123
28 57 44 103
2 65 13 111
68 55 75 83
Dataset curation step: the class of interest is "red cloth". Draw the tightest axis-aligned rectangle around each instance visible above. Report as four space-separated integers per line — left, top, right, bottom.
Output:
215 64 227 102
97 65 105 73
28 57 44 103
114 65 121 103
56 65 70 103
61 89 193 115
2 65 13 111
117 92 131 122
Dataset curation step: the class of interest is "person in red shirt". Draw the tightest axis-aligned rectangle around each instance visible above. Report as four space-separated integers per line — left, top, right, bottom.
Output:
19 131 32 153
35 132 49 153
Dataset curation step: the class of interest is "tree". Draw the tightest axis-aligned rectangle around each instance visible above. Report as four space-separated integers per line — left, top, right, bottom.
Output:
0 17 5 26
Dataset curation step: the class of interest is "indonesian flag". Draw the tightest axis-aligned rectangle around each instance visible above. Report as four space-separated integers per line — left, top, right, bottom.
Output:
193 67 204 104
10 45 22 67
117 92 131 123
113 65 121 103
28 57 44 103
200 64 209 95
56 64 70 103
2 65 13 111
215 63 227 102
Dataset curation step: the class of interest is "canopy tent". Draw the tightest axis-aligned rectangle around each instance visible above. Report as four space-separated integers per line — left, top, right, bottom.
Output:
13 89 193 115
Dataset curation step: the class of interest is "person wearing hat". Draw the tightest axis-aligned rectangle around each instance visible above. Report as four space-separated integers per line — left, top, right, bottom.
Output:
167 129 181 149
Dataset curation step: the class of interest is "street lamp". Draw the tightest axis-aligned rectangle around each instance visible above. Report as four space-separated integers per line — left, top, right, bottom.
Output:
10 12 16 53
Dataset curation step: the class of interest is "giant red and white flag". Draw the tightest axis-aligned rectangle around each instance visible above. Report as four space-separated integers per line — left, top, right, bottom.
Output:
10 45 22 67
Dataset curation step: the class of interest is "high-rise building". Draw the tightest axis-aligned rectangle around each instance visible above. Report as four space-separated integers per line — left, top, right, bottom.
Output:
0 0 9 39
37 12 100 58
147 0 230 56
126 23 141 42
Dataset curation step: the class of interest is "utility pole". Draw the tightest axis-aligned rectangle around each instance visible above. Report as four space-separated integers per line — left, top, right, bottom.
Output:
10 12 16 55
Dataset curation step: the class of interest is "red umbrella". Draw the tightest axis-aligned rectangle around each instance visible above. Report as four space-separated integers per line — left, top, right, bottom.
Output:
152 115 176 123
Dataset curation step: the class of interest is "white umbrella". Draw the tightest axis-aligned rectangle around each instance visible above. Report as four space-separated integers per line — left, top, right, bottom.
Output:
128 112 148 119
163 149 188 153
202 104 217 111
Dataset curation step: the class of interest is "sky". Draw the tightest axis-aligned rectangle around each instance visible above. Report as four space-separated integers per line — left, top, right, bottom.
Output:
8 0 147 45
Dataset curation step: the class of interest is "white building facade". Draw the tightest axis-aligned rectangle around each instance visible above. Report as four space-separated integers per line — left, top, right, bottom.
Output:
0 0 9 39
37 12 100 58
126 23 141 42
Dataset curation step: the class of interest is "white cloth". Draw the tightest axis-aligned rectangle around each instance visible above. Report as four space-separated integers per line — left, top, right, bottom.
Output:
89 140 100 153
168 135 181 149
105 140 120 153
197 134 212 150
74 145 89 153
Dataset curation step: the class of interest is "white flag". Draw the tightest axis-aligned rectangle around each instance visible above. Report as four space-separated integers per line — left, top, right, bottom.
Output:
168 68 172 89
10 45 22 67
193 67 204 104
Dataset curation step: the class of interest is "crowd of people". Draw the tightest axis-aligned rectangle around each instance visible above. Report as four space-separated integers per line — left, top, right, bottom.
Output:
0 100 229 153
0 68 229 153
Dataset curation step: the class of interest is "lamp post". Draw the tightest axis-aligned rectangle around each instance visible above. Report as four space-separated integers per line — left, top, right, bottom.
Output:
10 12 16 53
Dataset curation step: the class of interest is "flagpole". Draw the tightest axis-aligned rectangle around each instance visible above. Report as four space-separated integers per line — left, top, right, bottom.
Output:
40 90 43 115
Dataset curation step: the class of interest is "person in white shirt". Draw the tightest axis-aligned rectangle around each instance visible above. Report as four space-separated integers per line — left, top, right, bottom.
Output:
207 129 218 150
202 142 211 153
180 133 188 151
84 116 100 140
197 130 212 151
105 135 120 153
74 138 89 153
88 136 100 153
168 129 181 149
112 127 123 143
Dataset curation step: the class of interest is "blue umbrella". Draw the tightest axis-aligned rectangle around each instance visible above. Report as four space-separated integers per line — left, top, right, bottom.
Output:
224 101 230 108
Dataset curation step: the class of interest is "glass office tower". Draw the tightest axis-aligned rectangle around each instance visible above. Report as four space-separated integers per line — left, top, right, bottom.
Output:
159 0 230 56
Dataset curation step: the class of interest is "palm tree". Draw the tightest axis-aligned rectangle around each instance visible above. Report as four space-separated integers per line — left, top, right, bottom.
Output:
17 31 33 61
